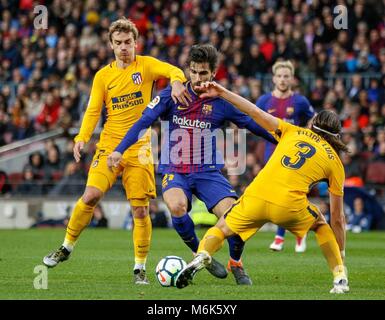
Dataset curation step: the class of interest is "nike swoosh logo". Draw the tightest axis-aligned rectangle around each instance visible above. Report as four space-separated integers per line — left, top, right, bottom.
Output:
108 84 117 90
267 108 276 113
177 106 188 110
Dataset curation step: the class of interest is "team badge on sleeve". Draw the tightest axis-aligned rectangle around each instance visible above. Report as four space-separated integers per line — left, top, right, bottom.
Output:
132 72 143 85
148 96 160 109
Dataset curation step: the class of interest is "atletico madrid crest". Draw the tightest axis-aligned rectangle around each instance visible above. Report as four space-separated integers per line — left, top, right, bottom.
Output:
132 72 143 85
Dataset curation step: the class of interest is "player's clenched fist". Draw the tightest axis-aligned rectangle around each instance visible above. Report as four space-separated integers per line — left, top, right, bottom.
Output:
107 151 123 169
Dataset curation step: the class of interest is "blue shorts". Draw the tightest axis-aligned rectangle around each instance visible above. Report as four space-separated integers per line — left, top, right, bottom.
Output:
162 171 238 212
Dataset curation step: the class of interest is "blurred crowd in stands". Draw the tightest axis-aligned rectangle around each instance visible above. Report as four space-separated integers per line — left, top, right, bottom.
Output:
0 0 385 229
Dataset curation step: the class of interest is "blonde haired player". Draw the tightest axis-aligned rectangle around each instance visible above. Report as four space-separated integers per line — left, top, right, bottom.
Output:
176 81 349 294
43 17 190 285
256 60 315 252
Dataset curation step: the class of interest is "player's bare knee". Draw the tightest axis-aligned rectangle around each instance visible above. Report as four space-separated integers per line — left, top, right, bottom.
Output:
82 188 103 206
132 206 148 219
310 215 327 231
212 197 235 218
167 201 187 217
216 217 234 237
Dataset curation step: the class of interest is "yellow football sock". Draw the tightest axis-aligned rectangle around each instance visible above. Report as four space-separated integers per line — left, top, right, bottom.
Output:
133 215 152 265
314 224 344 277
198 226 225 255
65 198 95 244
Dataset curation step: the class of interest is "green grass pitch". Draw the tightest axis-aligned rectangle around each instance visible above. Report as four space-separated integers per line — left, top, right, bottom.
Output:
1 228 384 300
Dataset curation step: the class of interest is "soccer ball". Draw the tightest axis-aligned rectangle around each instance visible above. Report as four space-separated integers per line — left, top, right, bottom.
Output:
155 255 187 287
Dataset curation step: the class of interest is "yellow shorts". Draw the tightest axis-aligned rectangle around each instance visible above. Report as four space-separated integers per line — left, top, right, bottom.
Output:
224 194 320 241
86 144 156 206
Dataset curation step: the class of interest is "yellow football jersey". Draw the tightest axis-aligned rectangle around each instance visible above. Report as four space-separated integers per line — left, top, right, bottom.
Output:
75 55 186 151
246 119 345 210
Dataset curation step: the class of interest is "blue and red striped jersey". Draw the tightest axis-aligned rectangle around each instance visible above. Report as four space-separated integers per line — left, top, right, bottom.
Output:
256 92 315 164
116 82 276 173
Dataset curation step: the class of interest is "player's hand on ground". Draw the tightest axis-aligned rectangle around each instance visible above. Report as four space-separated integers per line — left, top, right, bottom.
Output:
73 141 85 163
171 80 192 106
195 81 225 99
107 151 123 169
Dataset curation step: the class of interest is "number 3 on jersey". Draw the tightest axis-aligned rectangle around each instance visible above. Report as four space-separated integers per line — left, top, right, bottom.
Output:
281 142 316 170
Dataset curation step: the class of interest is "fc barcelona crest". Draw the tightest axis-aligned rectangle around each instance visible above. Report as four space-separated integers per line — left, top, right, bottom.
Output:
286 106 294 116
202 104 213 116
132 72 142 85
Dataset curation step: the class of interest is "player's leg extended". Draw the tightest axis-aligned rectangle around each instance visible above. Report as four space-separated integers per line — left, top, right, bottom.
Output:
43 187 104 267
67 149 118 246
282 203 348 293
194 171 251 283
163 186 199 252
198 216 234 254
310 215 349 293
43 159 115 268
131 203 152 284
212 198 245 261
65 186 103 247
212 197 252 285
163 176 228 279
177 193 266 289
122 153 156 285
176 216 234 289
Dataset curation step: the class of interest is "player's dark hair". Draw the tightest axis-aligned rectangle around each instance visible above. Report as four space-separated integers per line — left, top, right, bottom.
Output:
186 44 219 72
311 110 349 154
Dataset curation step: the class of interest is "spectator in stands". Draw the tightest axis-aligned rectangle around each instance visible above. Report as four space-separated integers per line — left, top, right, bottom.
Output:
0 108 11 146
62 140 76 164
341 152 365 187
30 206 70 228
35 92 61 132
90 204 108 228
372 141 385 161
149 200 169 228
43 144 63 192
49 160 86 196
343 102 369 130
14 165 43 196
26 151 44 180
0 170 12 196
347 197 373 233
362 131 377 153
348 74 363 102
310 78 329 111
356 50 378 73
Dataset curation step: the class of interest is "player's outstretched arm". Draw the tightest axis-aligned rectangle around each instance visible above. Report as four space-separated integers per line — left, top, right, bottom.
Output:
196 81 279 132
